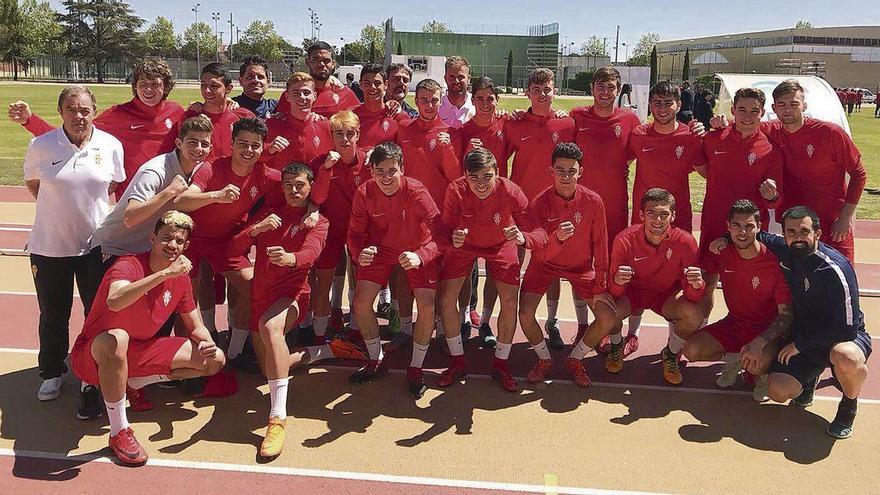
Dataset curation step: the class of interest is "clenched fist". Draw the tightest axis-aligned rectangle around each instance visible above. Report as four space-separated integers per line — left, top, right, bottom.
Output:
7 101 32 124
252 214 282 236
359 245 378 267
164 254 193 277
164 175 189 197
398 251 421 270
452 228 468 248
614 265 634 286
267 136 290 155
214 184 241 204
556 221 575 242
324 151 341 169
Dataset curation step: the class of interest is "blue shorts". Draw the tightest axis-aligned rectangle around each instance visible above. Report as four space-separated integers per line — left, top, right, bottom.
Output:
770 330 872 389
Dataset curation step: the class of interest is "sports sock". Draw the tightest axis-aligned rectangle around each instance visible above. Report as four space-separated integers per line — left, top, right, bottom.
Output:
313 316 329 338
226 328 249 359
307 344 332 363
268 377 289 419
400 316 413 335
330 275 345 309
446 334 464 356
495 342 512 360
610 332 623 345
298 311 313 329
410 342 429 368
574 298 589 325
201 308 216 332
378 287 391 305
532 340 551 360
546 299 559 321
569 340 592 360
127 374 169 390
627 315 642 337
364 337 383 361
105 397 129 436
480 306 493 327
667 331 686 355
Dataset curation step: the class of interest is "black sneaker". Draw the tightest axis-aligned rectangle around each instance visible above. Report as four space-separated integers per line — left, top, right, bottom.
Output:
460 322 472 343
76 385 103 420
546 319 564 350
348 359 386 385
157 379 183 389
827 397 857 439
406 367 427 399
478 323 497 349
791 377 818 407
376 302 391 319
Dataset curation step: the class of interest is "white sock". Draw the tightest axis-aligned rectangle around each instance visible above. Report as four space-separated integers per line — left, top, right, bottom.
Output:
268 377 289 420
667 331 686 354
532 340 551 360
546 299 559 321
610 332 623 345
495 342 512 360
105 397 129 436
364 337 384 361
410 342 428 368
446 334 464 356
298 311 313 329
379 287 391 305
400 316 413 335
314 316 329 337
460 305 469 324
226 328 249 359
306 344 332 363
569 340 592 360
331 276 345 309
127 374 170 390
201 308 216 332
480 306 493 326
627 315 642 337
574 299 589 325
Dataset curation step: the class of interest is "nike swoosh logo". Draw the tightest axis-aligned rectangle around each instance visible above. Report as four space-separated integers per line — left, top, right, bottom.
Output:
520 136 533 141
401 139 412 144
714 150 728 155
547 217 559 221
641 147 654 152
578 127 591 131
723 269 735 273
634 256 648 261
428 279 436 284
462 213 474 217
130 124 145 130
52 160 63 166
371 212 385 217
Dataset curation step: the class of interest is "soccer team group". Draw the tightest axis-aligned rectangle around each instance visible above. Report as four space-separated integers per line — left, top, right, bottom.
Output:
6 40 872 466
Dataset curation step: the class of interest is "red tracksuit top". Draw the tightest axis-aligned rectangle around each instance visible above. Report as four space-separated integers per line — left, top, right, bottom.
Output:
353 104 407 150
275 85 361 119
308 150 373 245
505 110 575 200
395 117 461 208
263 113 334 171
451 116 512 177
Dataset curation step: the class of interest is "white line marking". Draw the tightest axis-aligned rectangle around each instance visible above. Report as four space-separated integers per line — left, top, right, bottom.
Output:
0 347 38 355
0 227 30 232
0 448 663 495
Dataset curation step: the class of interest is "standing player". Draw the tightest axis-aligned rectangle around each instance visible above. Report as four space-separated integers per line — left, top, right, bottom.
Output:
386 63 419 118
353 63 406 149
346 143 442 398
9 60 184 198
263 72 334 172
439 56 476 128
520 143 616 387
684 200 793 401
71 211 225 465
437 148 545 392
505 68 574 348
606 188 706 385
275 41 360 119
233 56 278 118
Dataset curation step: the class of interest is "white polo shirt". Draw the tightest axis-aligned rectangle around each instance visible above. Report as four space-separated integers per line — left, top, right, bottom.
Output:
24 127 125 257
439 92 476 129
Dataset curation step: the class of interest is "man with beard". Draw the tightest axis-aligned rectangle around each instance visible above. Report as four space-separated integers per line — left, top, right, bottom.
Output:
275 41 360 119
385 63 418 118
439 56 476 128
232 56 278 118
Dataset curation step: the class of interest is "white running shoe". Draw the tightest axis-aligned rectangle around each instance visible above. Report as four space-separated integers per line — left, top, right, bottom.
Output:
38 377 62 401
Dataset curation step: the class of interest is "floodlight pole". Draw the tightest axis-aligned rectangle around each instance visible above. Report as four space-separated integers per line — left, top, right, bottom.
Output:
192 3 201 71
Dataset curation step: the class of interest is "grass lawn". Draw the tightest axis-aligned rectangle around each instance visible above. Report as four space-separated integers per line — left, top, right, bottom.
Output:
2 81 880 219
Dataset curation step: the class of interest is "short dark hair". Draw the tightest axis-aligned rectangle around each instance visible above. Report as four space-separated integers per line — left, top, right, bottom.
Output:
592 66 621 88
772 79 805 101
552 142 583 164
346 73 354 81
201 62 232 86
360 63 386 82
385 62 413 79
239 56 269 77
782 205 821 231
281 163 314 182
416 78 442 94
232 118 268 139
471 76 499 97
727 199 760 224
369 142 403 167
733 87 766 108
640 187 676 211
178 115 213 139
307 41 334 58
649 81 680 102
463 148 497 174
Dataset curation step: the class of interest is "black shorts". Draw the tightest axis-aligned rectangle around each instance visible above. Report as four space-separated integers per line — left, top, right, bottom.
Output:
770 331 872 389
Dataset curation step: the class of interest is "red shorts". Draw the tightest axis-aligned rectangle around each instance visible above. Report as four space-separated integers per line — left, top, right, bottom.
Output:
623 288 677 316
441 243 520 285
521 262 601 300
186 237 252 276
71 334 188 386
356 248 438 290
250 285 311 333
315 239 346 270
704 315 767 353
825 235 855 264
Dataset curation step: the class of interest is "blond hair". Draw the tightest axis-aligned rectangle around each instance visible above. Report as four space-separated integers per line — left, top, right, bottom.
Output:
154 210 194 234
286 72 315 90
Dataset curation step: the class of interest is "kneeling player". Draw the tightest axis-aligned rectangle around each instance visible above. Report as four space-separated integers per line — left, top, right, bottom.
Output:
347 142 442 398
438 148 544 392
683 200 793 401
607 188 706 384
520 143 617 387
71 211 226 466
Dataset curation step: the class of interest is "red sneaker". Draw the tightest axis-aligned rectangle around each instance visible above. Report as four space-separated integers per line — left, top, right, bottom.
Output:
622 334 640 357
437 356 467 387
574 324 588 345
348 359 385 384
596 335 612 354
564 358 592 388
492 360 519 392
406 367 427 399
126 386 153 412
109 427 148 466
329 308 345 332
527 359 553 383
469 309 481 327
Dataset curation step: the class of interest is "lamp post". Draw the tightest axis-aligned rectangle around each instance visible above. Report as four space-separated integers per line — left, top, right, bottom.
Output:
670 52 677 80
211 12 221 62
340 37 346 65
742 36 750 73
192 3 201 71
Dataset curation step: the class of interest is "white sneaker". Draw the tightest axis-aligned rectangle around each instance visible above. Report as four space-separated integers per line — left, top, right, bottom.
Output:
753 374 770 403
38 377 62 401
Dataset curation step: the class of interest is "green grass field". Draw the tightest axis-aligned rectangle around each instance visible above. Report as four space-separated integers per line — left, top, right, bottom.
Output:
2 81 879 219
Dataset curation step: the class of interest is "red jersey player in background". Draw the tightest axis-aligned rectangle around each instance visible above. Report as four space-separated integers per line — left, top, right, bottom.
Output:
684 200 793 402
505 67 574 350
275 41 360 119
520 143 616 387
8 60 185 199
437 148 545 392
347 142 443 398
71 211 225 465
263 72 334 172
353 63 407 149
606 188 706 385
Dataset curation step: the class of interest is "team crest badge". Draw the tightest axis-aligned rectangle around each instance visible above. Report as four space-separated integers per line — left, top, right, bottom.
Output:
401 209 406 220
493 212 501 225
551 131 559 143
289 225 300 237
806 144 814 157
747 152 757 166
94 152 102 165
428 138 437 150
313 135 321 148
496 129 504 140
573 211 582 225
382 120 390 133
164 118 173 129
752 276 760 289
666 248 672 260
614 124 623 138
332 93 340 104
249 186 258 199
162 290 171 306
674 145 684 159
804 277 810 291
354 176 361 186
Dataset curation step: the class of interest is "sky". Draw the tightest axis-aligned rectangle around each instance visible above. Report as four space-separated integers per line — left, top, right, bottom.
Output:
49 0 880 62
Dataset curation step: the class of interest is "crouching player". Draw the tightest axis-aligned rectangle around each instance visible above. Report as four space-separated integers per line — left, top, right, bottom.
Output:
71 211 225 466
683 200 793 401
230 163 366 458
347 142 442 398
606 188 706 384
520 143 617 387
438 148 545 392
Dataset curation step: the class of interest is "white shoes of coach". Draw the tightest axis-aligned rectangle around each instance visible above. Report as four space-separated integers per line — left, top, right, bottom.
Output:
38 377 62 401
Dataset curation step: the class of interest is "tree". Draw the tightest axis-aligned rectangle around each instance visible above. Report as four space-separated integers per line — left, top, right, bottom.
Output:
143 16 179 58
58 0 144 83
505 50 513 94
235 20 288 63
629 32 660 67
681 47 690 81
396 40 403 55
795 20 813 29
182 22 217 63
0 0 63 80
580 35 607 57
369 41 377 63
361 24 383 51
422 20 452 34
